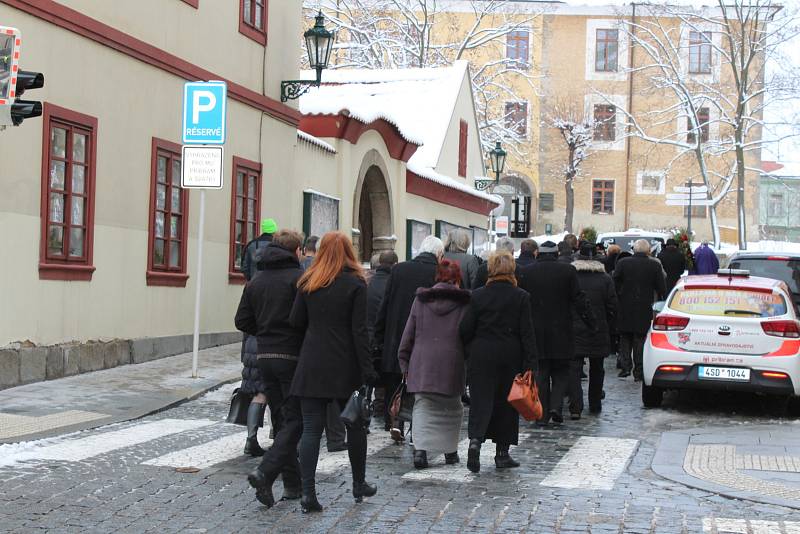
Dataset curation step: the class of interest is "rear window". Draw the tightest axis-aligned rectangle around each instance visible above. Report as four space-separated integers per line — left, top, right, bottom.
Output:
728 258 800 295
669 288 788 318
600 237 665 254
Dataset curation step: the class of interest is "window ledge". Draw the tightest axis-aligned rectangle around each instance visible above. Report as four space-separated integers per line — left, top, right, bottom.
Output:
147 270 189 287
39 263 96 281
229 272 246 285
239 22 267 46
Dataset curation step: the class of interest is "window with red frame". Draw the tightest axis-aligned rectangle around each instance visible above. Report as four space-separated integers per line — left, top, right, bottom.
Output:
230 158 262 278
505 102 528 136
240 0 267 45
687 107 710 144
147 139 189 286
592 180 615 214
506 30 529 68
458 120 468 178
595 29 619 72
41 104 97 281
593 104 616 141
689 31 712 74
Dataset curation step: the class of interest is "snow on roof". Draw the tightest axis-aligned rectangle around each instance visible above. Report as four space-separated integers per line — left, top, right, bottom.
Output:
762 161 800 179
297 130 336 154
300 61 499 207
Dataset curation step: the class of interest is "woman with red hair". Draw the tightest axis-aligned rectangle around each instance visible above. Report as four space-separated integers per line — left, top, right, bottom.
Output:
289 232 379 512
397 259 471 469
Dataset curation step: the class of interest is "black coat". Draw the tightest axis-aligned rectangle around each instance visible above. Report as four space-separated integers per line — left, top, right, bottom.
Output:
241 233 273 281
238 335 266 395
516 251 537 268
459 280 536 445
235 244 304 356
604 251 620 274
572 260 618 357
519 255 595 360
366 266 391 347
289 270 375 399
613 253 667 334
657 245 686 294
374 253 438 374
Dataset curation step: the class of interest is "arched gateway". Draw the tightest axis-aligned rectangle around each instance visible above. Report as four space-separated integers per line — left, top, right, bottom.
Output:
353 150 395 264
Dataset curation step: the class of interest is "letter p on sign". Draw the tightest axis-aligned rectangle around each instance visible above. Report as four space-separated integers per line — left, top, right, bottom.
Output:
183 81 227 145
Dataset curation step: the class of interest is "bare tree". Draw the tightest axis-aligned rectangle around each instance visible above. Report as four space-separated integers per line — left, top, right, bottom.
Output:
304 0 542 157
546 99 594 233
612 0 800 248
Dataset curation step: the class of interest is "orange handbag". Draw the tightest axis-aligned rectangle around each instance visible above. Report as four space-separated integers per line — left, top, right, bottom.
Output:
507 370 543 421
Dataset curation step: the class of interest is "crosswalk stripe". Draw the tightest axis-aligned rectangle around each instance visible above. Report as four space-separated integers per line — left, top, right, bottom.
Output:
1 418 215 466
539 436 638 490
142 430 264 470
316 433 395 475
402 433 533 483
703 517 800 534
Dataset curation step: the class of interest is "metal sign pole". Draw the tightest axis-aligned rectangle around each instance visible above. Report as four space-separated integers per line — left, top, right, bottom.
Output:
687 178 693 238
191 189 206 378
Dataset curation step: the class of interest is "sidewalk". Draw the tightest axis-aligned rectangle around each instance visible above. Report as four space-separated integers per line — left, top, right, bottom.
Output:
0 343 242 444
652 423 800 509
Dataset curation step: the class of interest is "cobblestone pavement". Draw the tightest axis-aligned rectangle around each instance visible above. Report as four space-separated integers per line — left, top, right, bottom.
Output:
2 359 800 534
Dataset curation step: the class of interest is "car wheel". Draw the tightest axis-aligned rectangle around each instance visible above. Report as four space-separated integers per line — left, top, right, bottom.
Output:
642 384 663 408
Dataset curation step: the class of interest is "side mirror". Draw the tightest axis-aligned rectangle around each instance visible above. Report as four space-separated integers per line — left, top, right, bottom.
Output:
652 301 666 314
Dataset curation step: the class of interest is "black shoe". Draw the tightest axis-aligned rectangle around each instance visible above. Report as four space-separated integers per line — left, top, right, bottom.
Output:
247 468 275 508
244 437 265 457
461 393 471 406
413 450 428 469
352 481 377 503
618 370 631 378
300 493 323 513
570 412 581 421
495 447 520 469
589 406 601 414
327 442 348 453
601 390 606 399
445 452 460 465
467 439 481 473
549 411 564 424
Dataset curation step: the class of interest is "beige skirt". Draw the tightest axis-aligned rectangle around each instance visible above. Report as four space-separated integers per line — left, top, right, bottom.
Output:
410 393 463 453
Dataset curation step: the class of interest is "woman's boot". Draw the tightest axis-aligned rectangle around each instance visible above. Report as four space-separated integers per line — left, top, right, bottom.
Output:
247 467 277 508
413 449 428 469
494 444 520 469
300 484 323 513
445 452 460 465
352 481 377 503
467 439 481 473
244 402 266 457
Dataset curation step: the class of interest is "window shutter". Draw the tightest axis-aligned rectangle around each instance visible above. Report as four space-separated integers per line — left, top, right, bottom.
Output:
458 120 467 178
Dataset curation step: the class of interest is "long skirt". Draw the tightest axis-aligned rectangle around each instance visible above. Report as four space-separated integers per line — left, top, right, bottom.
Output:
410 393 462 454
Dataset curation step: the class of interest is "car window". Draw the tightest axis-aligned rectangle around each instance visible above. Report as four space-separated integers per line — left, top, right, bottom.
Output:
670 288 788 317
600 237 665 255
728 258 800 295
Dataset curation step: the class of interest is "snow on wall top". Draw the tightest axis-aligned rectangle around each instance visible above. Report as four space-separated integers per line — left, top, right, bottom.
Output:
297 130 336 154
300 60 499 206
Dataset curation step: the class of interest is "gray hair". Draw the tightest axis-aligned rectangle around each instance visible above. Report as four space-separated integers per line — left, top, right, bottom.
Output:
418 236 444 258
495 237 515 254
633 239 651 255
445 229 471 253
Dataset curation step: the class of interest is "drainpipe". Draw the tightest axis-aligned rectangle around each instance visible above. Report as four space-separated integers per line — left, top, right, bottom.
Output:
623 2 637 230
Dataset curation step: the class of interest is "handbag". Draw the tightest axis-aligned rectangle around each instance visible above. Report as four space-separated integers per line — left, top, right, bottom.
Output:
341 386 374 428
507 370 543 421
389 380 414 422
226 387 253 426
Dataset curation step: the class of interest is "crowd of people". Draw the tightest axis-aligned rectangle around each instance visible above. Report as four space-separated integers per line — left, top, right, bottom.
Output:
232 219 710 513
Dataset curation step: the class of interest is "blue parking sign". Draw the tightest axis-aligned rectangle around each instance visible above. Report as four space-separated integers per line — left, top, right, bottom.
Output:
182 81 227 144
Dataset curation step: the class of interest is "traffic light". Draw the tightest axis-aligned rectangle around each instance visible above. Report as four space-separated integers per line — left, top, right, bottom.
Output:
0 26 44 127
11 70 44 125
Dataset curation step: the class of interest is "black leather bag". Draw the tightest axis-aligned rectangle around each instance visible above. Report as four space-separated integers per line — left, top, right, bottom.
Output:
340 387 373 428
226 387 253 426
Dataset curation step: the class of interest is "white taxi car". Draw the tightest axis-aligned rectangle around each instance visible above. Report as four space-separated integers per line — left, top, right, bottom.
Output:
642 270 800 409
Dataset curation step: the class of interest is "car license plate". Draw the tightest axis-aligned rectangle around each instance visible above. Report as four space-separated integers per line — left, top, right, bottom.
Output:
698 366 750 381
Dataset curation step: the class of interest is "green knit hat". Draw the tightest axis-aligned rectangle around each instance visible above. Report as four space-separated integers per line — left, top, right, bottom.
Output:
261 218 277 234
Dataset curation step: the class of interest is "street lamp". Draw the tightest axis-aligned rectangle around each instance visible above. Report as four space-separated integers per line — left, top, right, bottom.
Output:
475 141 507 192
280 11 335 102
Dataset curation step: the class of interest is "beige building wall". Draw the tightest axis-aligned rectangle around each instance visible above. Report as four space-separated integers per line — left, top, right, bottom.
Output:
0 2 301 347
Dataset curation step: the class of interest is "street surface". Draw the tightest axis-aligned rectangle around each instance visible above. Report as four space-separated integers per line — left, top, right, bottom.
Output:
2 357 800 533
